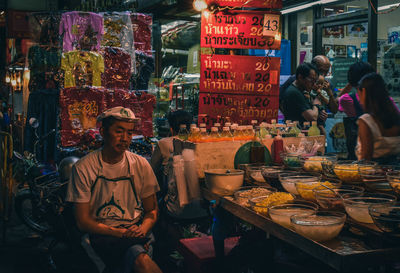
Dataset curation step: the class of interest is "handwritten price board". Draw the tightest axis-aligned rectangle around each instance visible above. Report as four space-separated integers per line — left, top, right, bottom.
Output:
200 54 280 95
201 10 281 50
205 0 282 9
198 93 279 126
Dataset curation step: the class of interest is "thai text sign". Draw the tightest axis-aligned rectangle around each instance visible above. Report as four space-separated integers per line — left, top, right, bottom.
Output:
205 0 282 9
200 54 280 95
201 10 281 50
198 93 279 126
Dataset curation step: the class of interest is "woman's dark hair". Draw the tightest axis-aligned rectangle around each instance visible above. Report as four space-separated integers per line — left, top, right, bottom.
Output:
167 110 193 134
295 62 318 79
347 62 375 87
359 72 400 129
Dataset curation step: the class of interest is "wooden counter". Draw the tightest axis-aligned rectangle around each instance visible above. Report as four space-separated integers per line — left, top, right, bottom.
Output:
202 187 400 273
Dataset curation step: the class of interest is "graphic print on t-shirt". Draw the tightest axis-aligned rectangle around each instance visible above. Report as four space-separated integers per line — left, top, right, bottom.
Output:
96 193 125 219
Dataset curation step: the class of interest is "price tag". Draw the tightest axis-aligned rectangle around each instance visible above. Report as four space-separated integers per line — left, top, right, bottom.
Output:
263 14 280 37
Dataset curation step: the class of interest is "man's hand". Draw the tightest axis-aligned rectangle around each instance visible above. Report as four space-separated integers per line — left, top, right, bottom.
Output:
319 110 328 122
123 225 148 238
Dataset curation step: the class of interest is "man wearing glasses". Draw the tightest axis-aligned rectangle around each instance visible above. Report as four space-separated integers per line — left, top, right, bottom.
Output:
280 55 338 114
281 62 322 126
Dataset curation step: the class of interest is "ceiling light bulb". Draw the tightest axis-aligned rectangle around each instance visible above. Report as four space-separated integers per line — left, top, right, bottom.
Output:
203 10 210 19
193 0 207 11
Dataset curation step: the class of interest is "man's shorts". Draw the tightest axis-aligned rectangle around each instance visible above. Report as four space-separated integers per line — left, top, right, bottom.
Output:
87 232 155 273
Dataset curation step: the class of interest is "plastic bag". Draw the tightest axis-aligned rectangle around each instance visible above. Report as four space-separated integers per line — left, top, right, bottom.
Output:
182 149 200 201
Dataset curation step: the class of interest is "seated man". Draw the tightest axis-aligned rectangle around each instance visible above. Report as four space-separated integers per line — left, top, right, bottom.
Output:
281 62 325 127
66 106 162 273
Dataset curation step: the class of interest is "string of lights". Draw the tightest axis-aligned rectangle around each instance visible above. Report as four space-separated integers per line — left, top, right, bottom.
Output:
368 0 400 15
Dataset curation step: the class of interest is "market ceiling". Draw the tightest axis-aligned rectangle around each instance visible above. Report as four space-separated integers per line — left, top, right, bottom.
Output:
136 0 310 21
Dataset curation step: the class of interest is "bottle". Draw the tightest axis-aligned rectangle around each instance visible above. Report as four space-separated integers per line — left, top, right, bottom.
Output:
293 121 301 136
273 132 284 164
209 127 221 141
189 127 200 143
233 126 244 141
259 123 269 139
178 124 189 141
220 127 233 141
199 123 207 129
302 121 311 136
245 125 254 140
276 124 286 137
287 123 298 137
199 128 209 142
270 119 277 136
308 121 321 136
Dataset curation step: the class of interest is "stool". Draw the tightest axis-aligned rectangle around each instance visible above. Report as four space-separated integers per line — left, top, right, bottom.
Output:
177 236 239 273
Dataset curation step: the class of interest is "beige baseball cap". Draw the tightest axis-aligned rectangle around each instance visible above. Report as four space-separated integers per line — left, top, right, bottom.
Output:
97 106 140 123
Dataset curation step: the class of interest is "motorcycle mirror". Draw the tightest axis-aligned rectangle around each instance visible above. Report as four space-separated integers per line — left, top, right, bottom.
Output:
29 118 39 129
13 151 24 159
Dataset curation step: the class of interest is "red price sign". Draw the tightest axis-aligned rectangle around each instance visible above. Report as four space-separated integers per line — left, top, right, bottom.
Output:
200 54 280 95
201 10 281 50
198 93 279 127
205 0 282 9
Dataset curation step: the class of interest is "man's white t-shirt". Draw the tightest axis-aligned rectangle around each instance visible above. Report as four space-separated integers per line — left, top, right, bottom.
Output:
66 149 160 227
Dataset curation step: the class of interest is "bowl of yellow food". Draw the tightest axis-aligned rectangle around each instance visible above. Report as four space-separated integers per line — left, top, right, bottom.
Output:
295 179 342 202
333 161 376 184
278 173 321 196
387 171 400 197
301 155 338 173
249 192 295 216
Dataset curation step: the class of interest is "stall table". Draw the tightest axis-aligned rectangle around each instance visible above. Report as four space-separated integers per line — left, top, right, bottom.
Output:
202 187 400 273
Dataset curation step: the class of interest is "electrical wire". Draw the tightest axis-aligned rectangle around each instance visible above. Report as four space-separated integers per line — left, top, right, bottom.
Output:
368 0 400 15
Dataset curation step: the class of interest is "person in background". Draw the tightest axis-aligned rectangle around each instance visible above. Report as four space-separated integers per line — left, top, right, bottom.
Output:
356 73 400 164
66 106 162 273
311 75 332 136
280 55 337 114
151 110 192 200
281 62 326 127
151 110 208 219
338 62 375 160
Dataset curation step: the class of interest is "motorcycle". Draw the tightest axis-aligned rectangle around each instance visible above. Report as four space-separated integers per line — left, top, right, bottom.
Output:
13 118 79 235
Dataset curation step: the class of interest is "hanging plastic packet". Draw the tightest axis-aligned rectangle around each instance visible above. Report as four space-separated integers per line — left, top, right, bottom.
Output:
173 155 189 207
182 149 200 201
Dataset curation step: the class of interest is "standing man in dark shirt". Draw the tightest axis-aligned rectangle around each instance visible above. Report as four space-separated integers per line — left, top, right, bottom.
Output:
280 55 337 114
281 63 322 126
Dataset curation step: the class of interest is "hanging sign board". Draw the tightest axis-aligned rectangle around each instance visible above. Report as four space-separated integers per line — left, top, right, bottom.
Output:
205 0 282 9
200 54 280 95
201 10 281 50
198 93 279 126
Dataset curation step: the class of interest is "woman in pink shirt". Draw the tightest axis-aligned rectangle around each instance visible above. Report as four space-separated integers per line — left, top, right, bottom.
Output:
338 62 400 160
338 62 374 159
